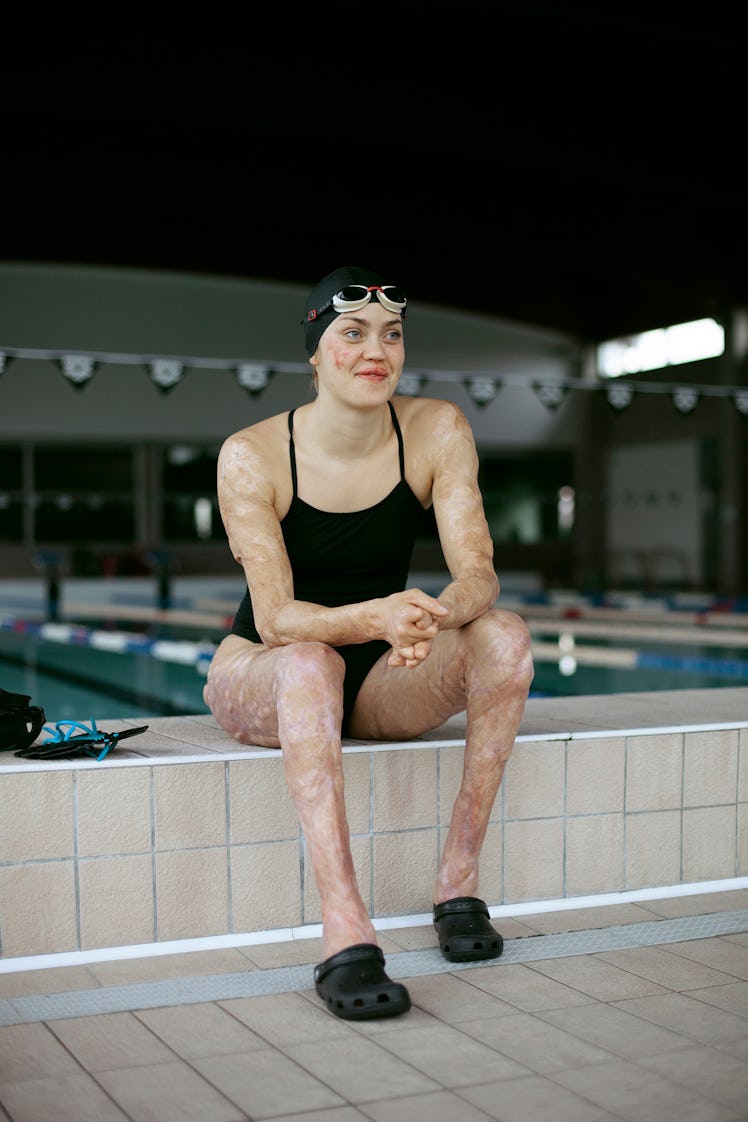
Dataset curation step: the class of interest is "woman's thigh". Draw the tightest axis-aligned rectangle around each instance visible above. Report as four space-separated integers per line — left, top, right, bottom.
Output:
347 626 467 741
204 636 348 747
347 607 530 741
203 635 286 746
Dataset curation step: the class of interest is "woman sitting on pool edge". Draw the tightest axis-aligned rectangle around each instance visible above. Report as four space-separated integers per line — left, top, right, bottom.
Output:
204 265 534 1020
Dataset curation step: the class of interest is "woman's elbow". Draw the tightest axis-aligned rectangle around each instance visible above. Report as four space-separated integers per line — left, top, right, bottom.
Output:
475 566 499 607
255 619 282 647
254 602 293 648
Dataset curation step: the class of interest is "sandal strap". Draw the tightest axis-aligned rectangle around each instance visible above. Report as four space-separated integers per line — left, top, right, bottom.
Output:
433 896 490 922
314 943 383 984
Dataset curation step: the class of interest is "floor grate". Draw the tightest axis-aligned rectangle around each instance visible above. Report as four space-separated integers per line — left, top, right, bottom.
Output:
2 908 746 1026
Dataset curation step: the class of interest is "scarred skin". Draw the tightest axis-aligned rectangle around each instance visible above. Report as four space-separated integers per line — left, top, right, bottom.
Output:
204 301 534 957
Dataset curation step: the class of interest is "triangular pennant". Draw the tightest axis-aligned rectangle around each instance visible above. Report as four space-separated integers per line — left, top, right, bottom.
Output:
671 386 699 414
397 372 426 397
59 354 96 390
149 360 184 394
236 363 273 396
464 376 501 409
532 382 568 411
605 383 634 411
733 390 748 415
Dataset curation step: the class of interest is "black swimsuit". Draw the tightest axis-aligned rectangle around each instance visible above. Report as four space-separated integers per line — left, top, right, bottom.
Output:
231 402 425 731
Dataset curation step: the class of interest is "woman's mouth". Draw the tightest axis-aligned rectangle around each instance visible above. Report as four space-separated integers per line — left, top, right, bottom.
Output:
357 368 388 381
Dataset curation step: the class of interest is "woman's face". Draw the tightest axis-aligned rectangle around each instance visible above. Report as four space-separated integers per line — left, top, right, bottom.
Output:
310 299 405 401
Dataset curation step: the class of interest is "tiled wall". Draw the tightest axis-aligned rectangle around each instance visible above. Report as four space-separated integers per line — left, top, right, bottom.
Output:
1 727 747 959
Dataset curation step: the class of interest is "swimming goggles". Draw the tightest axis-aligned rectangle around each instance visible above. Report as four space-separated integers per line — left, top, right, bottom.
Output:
304 285 407 323
14 718 149 761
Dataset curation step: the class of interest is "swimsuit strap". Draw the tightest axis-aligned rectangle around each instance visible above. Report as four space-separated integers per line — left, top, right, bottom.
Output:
288 403 403 496
388 401 406 480
287 409 298 497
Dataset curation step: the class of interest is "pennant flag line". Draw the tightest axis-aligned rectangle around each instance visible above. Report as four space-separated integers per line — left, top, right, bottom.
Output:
1 344 747 414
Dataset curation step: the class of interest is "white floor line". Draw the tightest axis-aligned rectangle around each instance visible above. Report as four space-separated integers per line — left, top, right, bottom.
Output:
2 877 746 975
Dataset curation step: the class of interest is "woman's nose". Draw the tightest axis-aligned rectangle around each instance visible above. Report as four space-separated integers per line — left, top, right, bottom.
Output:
364 334 385 357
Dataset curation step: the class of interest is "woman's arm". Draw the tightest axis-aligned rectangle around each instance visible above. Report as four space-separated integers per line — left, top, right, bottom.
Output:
217 429 446 651
386 401 497 669
427 401 499 627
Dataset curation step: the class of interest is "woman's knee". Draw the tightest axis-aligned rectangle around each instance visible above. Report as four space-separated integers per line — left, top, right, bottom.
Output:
274 644 348 760
462 609 534 688
274 642 346 706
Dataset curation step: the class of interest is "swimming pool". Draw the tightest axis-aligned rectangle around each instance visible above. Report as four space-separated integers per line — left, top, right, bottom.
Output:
3 575 748 721
0 625 214 721
3 615 748 724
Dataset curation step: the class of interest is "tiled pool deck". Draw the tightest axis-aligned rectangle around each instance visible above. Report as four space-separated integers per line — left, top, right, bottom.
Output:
1 888 747 1121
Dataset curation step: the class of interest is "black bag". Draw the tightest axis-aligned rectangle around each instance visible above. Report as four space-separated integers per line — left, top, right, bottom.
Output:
0 688 46 752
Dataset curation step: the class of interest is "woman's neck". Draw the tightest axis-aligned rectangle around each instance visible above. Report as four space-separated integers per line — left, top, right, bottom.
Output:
303 397 393 462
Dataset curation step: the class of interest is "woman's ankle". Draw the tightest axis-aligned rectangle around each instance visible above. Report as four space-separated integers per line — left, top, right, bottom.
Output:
321 911 377 959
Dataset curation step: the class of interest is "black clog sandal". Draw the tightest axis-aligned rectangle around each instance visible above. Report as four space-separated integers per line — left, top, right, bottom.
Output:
433 896 504 962
314 943 411 1020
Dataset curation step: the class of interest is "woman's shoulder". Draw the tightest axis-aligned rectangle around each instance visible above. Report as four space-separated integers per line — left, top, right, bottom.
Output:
221 410 290 453
392 395 471 438
217 411 293 488
216 411 297 512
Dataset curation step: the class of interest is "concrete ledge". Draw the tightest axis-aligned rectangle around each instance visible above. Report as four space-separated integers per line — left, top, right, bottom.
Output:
1 689 747 960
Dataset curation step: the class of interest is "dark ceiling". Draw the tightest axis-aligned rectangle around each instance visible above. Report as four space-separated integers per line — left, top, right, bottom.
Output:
3 3 744 345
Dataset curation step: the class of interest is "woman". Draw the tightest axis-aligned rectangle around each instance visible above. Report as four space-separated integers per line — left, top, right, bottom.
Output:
204 265 534 1020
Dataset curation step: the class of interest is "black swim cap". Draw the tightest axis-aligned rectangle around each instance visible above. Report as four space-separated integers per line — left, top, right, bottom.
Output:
302 265 400 357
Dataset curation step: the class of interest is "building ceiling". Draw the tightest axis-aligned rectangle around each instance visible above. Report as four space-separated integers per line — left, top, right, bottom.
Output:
2 4 744 345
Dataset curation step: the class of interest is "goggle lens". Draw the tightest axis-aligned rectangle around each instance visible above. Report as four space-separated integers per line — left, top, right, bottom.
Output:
305 284 407 322
333 285 407 314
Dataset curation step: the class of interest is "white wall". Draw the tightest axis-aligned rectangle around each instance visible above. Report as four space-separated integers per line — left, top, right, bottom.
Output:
605 440 703 585
0 263 582 448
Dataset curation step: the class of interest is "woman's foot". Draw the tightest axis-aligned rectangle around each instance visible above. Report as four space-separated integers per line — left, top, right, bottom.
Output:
314 944 411 1020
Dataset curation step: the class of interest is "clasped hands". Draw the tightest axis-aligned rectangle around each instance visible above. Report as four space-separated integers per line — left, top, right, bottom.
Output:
380 589 448 669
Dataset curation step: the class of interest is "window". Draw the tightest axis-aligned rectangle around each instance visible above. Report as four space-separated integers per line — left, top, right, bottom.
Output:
162 445 223 541
479 453 574 544
0 447 23 542
597 318 724 378
33 447 134 542
34 447 133 491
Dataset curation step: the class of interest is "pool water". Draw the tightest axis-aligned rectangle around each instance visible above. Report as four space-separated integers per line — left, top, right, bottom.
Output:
530 644 748 697
0 630 210 722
